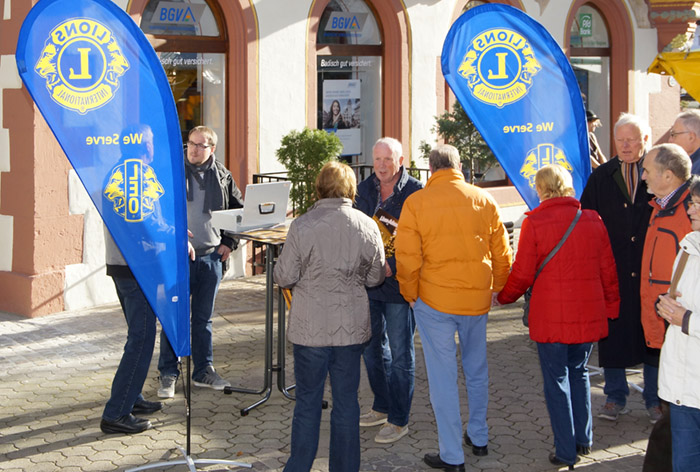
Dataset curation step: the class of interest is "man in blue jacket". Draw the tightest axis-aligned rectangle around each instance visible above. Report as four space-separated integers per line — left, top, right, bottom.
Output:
355 137 423 443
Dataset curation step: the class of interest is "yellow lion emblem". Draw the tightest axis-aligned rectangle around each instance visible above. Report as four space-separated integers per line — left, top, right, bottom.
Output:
458 28 541 108
104 159 164 222
520 144 572 188
34 18 129 114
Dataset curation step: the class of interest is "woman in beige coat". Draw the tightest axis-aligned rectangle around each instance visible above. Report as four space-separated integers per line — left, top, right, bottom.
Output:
274 161 385 472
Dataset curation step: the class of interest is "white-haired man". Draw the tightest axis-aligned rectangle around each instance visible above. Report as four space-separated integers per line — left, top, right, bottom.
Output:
355 137 423 443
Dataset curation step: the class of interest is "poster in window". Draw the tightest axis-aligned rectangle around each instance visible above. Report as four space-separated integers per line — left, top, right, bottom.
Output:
322 79 361 156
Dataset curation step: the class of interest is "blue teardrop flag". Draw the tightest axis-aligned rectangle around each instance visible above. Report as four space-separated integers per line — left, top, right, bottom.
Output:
442 4 590 209
16 0 190 356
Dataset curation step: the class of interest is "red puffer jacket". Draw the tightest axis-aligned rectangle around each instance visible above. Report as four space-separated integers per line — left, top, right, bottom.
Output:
498 197 620 343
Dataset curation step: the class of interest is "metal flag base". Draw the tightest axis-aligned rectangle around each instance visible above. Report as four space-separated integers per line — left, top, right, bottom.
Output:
125 356 251 472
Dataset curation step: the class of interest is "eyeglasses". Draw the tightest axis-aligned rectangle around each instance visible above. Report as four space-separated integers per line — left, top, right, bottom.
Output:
669 130 691 138
689 201 700 211
187 141 212 150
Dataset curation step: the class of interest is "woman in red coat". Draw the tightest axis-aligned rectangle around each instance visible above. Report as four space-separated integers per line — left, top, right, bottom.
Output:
498 164 620 469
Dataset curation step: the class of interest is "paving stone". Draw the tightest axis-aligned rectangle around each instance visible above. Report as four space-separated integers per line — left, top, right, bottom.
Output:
0 277 656 471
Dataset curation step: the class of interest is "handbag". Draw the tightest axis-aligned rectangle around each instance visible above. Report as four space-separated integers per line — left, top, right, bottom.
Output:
522 209 582 327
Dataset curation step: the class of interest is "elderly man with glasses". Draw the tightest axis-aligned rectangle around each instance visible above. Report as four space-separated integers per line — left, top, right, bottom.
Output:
668 109 700 176
156 126 244 399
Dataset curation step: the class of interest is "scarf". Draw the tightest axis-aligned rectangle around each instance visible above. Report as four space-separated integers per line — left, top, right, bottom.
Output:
185 156 223 214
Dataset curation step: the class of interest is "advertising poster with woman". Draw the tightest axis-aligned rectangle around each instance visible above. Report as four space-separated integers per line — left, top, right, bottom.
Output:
322 79 361 157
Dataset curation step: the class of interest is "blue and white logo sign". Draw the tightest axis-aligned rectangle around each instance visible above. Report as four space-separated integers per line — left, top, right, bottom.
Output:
325 12 368 32
152 1 206 25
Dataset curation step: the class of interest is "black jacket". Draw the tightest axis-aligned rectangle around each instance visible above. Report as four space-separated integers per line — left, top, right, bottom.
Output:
580 156 653 368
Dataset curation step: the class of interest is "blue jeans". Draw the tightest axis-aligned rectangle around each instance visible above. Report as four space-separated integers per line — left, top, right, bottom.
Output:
537 342 593 465
159 252 222 380
670 403 700 472
362 299 415 427
413 298 488 466
284 343 363 472
603 364 659 409
103 276 157 421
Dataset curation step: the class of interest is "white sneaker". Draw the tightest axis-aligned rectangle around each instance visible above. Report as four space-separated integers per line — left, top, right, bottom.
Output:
157 375 176 399
374 424 409 443
359 409 388 427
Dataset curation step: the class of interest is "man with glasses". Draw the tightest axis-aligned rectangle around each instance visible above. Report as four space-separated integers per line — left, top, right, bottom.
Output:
157 126 243 398
668 109 700 175
581 113 660 424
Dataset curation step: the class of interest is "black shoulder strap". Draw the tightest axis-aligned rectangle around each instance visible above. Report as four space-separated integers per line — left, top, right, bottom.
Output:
533 209 582 282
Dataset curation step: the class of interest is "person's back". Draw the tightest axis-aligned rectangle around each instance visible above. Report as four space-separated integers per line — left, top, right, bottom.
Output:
276 197 385 347
394 145 511 471
497 164 619 469
499 196 619 343
397 167 510 315
274 161 385 472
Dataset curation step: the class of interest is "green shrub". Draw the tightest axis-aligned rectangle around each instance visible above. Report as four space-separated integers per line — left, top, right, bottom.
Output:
276 127 343 215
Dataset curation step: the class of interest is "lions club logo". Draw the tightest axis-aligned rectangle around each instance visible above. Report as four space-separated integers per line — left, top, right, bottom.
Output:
104 159 164 222
458 28 541 108
520 144 572 188
34 18 129 114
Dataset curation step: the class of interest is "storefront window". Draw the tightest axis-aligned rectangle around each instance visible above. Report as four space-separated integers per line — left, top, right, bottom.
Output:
316 0 382 164
570 5 611 157
160 52 226 151
140 0 226 161
317 56 381 162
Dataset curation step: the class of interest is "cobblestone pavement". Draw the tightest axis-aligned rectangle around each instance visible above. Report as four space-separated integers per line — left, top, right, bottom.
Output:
1 276 651 471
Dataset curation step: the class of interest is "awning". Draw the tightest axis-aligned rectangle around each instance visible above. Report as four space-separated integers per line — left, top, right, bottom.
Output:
648 51 700 102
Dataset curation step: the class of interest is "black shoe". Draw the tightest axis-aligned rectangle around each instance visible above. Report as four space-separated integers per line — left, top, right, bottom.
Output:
100 414 152 434
132 399 163 415
576 445 591 455
423 453 465 472
548 452 578 470
463 432 488 456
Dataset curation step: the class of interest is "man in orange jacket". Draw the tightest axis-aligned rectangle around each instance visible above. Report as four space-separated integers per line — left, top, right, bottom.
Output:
395 145 512 472
640 143 693 421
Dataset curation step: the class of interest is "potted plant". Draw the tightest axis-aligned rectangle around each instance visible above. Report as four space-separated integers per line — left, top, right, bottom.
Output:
276 127 343 215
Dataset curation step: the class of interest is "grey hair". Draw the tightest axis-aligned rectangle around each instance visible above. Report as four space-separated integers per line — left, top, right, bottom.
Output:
614 113 652 152
677 109 700 137
648 143 691 182
429 144 461 171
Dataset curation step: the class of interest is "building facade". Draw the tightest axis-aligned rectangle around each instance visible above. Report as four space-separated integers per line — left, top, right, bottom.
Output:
0 0 696 317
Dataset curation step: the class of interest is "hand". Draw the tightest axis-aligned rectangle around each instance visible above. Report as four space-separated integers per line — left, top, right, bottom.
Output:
187 229 195 261
657 293 687 327
409 301 415 309
385 262 393 278
491 292 501 307
217 244 232 262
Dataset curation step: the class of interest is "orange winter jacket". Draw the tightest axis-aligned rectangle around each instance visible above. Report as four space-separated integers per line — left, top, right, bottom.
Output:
641 183 692 349
395 169 512 315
